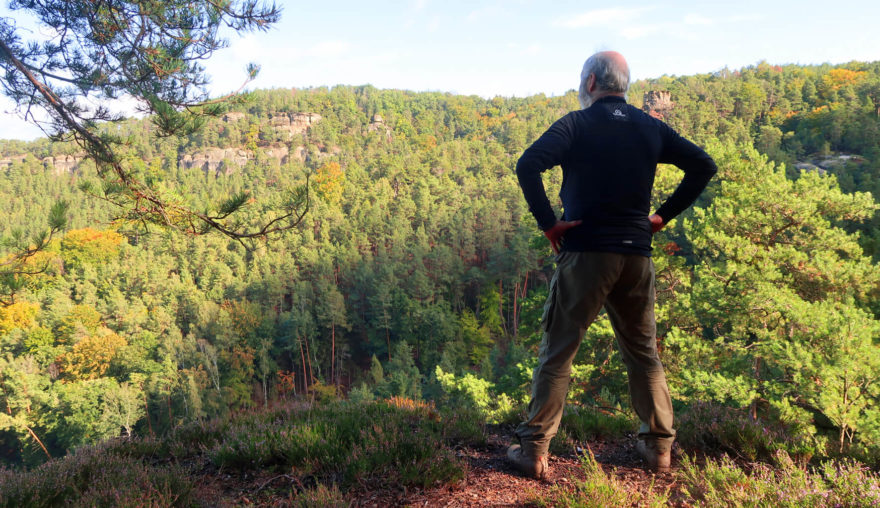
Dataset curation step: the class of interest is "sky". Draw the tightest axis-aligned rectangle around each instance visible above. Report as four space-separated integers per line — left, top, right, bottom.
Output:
2 0 880 140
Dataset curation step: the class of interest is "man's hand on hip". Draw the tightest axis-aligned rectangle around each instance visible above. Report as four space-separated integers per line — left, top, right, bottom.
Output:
544 220 582 254
649 214 664 233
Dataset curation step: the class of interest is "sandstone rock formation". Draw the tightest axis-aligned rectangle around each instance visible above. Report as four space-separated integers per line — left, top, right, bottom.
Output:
643 90 673 120
368 113 392 137
3 152 87 175
179 147 252 175
178 144 314 175
222 112 246 123
268 112 322 140
0 153 28 171
43 154 85 175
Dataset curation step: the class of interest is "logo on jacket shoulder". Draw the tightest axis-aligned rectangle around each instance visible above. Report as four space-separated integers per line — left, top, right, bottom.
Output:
607 104 629 121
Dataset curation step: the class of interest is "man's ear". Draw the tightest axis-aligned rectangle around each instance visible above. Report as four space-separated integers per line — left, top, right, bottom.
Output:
588 73 597 93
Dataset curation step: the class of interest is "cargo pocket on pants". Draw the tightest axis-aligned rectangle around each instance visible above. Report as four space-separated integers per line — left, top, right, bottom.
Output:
541 270 560 333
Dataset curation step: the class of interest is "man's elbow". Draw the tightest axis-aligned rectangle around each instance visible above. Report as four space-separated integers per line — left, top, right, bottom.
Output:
515 155 529 177
700 154 718 178
707 160 718 177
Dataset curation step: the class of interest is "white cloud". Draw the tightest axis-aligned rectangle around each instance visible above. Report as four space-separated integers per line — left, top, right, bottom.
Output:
556 7 652 28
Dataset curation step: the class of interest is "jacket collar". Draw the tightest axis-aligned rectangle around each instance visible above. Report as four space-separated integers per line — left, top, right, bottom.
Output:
594 95 626 104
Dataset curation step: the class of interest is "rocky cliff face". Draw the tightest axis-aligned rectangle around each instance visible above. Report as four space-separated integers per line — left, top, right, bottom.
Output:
178 111 323 174
269 112 322 140
643 90 673 120
1 153 87 175
179 147 252 175
44 154 86 175
0 153 29 172
2 110 325 176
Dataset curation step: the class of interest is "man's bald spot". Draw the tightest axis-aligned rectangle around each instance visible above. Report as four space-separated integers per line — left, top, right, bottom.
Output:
596 51 629 77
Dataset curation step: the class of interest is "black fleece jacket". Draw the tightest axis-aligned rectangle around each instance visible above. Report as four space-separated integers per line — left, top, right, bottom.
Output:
516 96 717 255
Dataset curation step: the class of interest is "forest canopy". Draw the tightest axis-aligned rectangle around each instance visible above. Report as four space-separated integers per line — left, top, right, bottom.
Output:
1 59 879 468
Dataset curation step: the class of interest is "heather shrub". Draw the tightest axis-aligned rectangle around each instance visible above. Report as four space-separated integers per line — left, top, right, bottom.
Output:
0 446 193 508
821 459 880 507
679 451 880 507
561 405 636 442
290 483 348 507
207 399 481 488
535 449 669 507
676 402 816 464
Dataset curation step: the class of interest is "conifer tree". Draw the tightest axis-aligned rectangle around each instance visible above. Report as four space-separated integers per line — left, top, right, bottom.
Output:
0 0 307 242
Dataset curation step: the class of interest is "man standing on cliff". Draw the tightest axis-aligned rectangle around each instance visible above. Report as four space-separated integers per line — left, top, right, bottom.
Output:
509 51 717 478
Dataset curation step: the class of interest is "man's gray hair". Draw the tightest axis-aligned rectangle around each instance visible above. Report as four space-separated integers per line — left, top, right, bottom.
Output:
578 53 630 109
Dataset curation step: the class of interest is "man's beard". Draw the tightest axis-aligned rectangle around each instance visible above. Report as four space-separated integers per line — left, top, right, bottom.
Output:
578 84 595 109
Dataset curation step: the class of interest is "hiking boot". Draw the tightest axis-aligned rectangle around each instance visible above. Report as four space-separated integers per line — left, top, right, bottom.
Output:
506 444 549 480
636 440 671 471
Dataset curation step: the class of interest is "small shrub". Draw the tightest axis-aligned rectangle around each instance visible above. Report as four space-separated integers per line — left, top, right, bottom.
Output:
546 449 669 507
103 434 169 459
676 402 816 464
166 418 227 458
347 382 375 404
291 483 348 507
680 452 827 507
561 406 636 442
822 459 880 507
440 405 488 447
0 446 194 508
207 399 476 489
309 381 339 403
549 427 573 456
679 450 880 507
434 366 516 424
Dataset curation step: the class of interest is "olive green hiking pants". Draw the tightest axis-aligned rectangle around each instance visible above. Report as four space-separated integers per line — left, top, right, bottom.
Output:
515 251 675 456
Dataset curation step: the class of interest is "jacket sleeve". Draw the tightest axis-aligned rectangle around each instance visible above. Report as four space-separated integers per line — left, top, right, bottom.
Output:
654 122 717 221
515 114 575 231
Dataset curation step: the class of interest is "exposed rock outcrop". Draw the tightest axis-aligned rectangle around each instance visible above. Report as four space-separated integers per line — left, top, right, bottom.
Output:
643 90 673 120
795 153 864 176
179 147 253 175
2 152 87 175
222 112 246 123
178 144 313 175
269 112 322 140
0 153 28 171
43 154 85 175
368 113 392 137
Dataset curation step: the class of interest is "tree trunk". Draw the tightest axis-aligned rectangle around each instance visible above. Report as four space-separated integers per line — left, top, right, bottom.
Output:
144 393 154 436
331 323 336 387
384 313 391 363
749 357 761 420
26 425 51 460
299 336 309 393
166 395 174 428
304 333 315 387
512 281 519 339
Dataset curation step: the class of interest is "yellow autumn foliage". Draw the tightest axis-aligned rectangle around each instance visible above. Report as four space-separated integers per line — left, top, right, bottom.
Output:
0 301 39 334
59 328 127 380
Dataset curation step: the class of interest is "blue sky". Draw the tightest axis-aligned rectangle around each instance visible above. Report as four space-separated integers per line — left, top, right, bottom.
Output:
2 0 880 140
